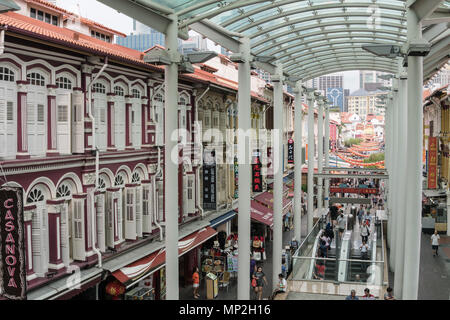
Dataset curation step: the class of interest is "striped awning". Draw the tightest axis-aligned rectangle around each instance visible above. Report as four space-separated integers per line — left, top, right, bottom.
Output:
112 226 217 286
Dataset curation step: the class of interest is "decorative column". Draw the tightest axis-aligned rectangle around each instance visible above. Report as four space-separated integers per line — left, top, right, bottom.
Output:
324 104 330 209
385 94 394 251
394 66 408 299
16 81 30 159
317 97 324 214
107 93 116 151
237 37 252 300
47 200 65 272
164 14 180 300
293 81 303 241
403 2 425 299
46 84 59 156
125 96 133 150
272 64 284 291
306 90 316 233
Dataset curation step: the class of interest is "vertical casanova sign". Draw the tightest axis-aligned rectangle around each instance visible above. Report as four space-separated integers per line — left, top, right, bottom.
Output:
0 187 26 300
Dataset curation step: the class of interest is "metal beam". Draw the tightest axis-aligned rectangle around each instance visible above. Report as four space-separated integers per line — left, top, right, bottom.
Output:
323 167 387 173
97 0 188 39
408 0 445 23
297 57 397 72
252 20 406 50
302 66 396 81
190 19 241 53
254 29 406 56
314 173 389 179
292 61 397 78
422 8 450 26
422 22 450 42
330 198 372 205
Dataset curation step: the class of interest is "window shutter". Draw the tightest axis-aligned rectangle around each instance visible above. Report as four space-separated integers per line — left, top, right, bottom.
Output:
157 180 163 222
135 186 142 237
187 174 195 214
116 190 123 242
125 187 137 240
60 202 70 267
105 192 114 248
142 184 152 233
31 206 48 277
183 175 188 218
72 199 86 261
96 194 106 252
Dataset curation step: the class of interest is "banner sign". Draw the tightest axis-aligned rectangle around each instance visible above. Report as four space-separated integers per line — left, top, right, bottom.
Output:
234 156 238 199
252 151 262 193
287 139 294 164
330 187 378 194
0 186 26 300
427 137 437 189
203 150 217 210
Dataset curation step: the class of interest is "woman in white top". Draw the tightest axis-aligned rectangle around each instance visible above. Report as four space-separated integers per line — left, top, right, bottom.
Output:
431 230 440 257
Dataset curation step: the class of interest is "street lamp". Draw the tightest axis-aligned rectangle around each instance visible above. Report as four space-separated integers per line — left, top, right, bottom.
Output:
144 49 218 73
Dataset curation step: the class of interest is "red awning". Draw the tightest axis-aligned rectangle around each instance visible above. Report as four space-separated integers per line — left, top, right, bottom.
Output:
250 200 274 227
253 191 293 215
112 226 217 285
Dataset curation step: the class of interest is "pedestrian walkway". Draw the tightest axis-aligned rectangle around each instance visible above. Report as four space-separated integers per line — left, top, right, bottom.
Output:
179 215 308 300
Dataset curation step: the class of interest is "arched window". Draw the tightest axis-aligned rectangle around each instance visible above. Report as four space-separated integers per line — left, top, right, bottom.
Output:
132 88 141 99
114 174 125 187
27 188 45 203
27 72 46 86
56 77 73 90
56 184 71 198
131 172 141 183
0 67 15 82
114 86 124 97
93 83 106 94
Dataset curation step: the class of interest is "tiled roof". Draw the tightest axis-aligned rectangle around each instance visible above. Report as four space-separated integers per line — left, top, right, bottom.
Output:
24 0 72 15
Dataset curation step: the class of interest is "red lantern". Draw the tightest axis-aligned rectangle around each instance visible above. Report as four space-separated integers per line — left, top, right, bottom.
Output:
106 280 125 299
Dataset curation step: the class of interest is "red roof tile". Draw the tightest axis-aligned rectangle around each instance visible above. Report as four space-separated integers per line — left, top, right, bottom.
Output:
24 0 73 15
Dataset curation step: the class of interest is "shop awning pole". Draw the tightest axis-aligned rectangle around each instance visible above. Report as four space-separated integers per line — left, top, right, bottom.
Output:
307 91 316 233
293 81 303 241
317 97 324 215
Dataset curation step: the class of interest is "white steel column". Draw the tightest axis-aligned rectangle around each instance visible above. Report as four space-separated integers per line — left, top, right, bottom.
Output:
317 98 324 214
403 3 424 300
293 81 303 241
272 64 284 291
237 37 252 300
307 90 316 233
324 104 330 209
386 95 394 249
394 67 408 299
164 14 179 300
389 81 399 272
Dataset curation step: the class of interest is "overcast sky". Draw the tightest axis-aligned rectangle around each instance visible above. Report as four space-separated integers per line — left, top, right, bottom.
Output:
55 0 361 92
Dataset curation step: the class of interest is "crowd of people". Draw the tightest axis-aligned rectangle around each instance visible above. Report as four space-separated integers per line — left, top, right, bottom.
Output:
345 287 396 300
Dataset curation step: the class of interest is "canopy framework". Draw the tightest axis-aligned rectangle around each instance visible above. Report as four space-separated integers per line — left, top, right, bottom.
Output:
99 0 449 81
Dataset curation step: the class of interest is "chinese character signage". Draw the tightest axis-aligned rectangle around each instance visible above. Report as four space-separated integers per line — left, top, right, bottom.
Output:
203 150 217 210
288 139 294 164
234 156 239 199
427 137 438 189
0 186 26 300
330 187 378 195
252 151 262 193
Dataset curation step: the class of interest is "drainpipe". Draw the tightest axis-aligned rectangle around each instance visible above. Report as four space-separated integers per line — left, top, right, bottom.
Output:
87 57 108 268
153 146 163 241
194 86 210 218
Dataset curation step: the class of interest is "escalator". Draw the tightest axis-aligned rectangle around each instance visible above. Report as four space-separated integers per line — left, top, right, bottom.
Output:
323 247 337 280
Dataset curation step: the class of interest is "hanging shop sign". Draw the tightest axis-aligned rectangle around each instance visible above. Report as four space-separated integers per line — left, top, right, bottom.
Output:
252 151 262 193
427 137 438 189
330 187 378 194
287 139 294 164
203 150 217 210
0 186 26 300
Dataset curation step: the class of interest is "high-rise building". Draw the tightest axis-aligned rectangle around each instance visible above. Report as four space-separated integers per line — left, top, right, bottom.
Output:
116 20 165 51
318 73 344 92
347 88 387 116
426 63 450 88
359 70 392 88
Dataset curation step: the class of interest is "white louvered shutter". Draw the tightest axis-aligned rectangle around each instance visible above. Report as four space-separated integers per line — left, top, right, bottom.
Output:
96 193 106 252
124 187 136 240
187 174 195 214
142 184 152 233
106 192 114 248
72 199 86 261
135 186 142 237
60 202 70 267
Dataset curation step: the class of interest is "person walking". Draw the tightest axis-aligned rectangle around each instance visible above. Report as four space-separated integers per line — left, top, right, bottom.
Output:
357 206 364 225
431 230 440 257
192 267 200 299
360 240 369 260
360 221 370 243
345 289 359 300
337 211 346 238
252 266 268 300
